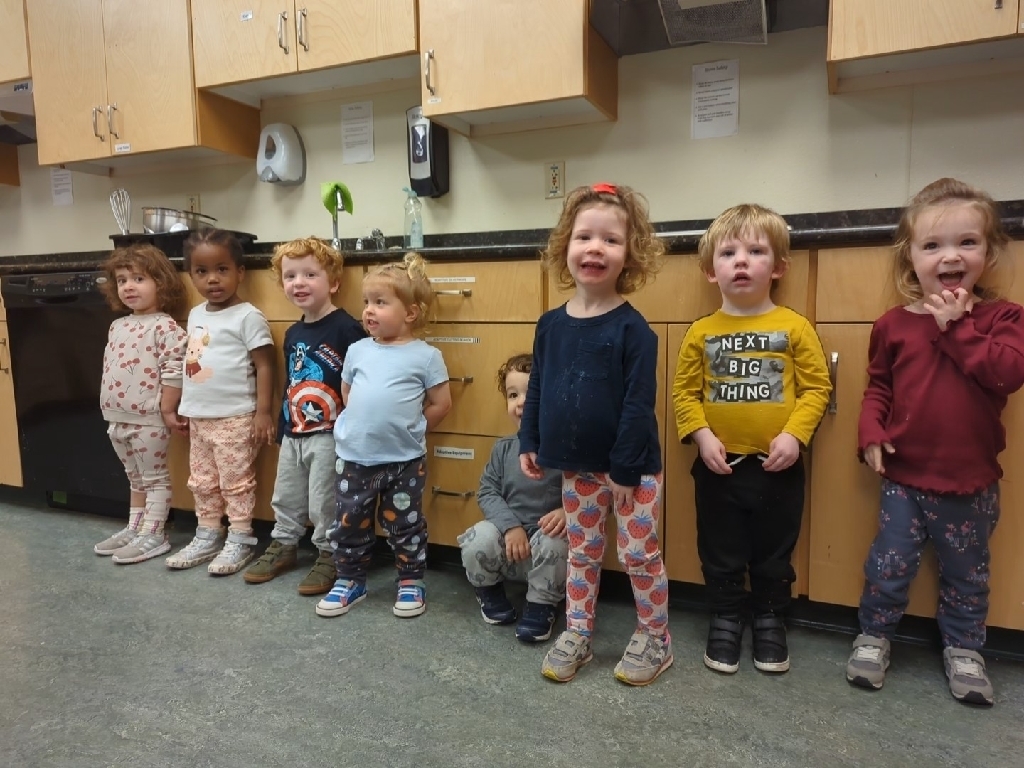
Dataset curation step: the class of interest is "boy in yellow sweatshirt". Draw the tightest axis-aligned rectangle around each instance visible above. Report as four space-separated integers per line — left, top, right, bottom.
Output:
672 204 831 676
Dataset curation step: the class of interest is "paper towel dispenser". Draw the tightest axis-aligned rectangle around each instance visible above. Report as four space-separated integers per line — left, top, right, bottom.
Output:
406 106 449 198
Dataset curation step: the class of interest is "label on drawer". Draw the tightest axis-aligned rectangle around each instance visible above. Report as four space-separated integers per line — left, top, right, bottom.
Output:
429 277 476 284
114 143 131 154
433 446 475 460
240 10 253 21
424 336 479 344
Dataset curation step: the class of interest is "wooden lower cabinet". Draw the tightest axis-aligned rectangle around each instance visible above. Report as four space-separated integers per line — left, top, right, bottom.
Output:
424 433 492 547
0 320 23 487
426 323 536 437
661 323 811 595
810 323 1024 631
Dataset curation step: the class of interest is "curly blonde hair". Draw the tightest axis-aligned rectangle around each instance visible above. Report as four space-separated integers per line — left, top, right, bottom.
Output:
364 252 434 331
100 243 189 321
697 204 791 276
892 178 1008 304
270 237 345 287
542 183 664 296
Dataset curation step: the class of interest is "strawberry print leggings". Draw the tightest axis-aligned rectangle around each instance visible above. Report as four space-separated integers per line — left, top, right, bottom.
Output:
562 471 668 638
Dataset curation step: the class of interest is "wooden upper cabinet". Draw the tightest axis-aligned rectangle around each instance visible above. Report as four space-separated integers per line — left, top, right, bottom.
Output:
192 1 298 88
827 0 1024 93
830 0 1019 60
26 0 112 164
101 0 197 155
418 0 617 136
26 0 259 166
297 0 417 72
0 0 31 85
192 0 417 90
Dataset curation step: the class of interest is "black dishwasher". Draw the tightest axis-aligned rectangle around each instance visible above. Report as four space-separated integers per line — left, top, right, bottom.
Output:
1 271 130 511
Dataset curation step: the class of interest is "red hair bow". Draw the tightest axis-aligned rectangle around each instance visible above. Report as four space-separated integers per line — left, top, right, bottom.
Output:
592 182 618 195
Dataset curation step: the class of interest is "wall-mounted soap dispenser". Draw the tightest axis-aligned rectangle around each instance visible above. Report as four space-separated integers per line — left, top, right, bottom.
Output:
256 123 306 185
406 106 449 198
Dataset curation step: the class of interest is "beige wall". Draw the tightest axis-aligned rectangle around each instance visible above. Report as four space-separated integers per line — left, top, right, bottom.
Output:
2 27 1023 258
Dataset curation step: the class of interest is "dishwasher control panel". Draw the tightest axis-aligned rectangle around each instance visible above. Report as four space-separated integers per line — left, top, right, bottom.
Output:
1 271 105 296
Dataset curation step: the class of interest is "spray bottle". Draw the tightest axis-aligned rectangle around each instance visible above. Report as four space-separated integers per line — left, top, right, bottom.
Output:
403 187 424 249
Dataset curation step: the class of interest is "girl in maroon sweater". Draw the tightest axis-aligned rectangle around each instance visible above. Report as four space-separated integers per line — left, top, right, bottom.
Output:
846 178 1024 706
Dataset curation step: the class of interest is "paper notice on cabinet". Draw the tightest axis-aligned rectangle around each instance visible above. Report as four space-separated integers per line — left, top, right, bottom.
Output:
691 59 739 140
341 101 375 164
50 167 73 206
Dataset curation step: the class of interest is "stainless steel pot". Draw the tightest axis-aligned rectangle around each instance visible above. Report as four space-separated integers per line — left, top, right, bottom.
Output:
141 206 218 234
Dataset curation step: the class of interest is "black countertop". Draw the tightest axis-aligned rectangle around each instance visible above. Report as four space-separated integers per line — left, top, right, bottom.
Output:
2 201 1022 276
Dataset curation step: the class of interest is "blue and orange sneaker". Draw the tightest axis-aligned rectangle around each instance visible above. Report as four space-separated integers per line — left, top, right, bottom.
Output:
315 579 367 617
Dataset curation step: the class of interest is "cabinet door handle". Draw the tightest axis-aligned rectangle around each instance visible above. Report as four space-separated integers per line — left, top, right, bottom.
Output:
424 49 435 96
448 376 474 384
434 288 471 297
107 103 119 140
827 351 839 415
431 486 475 499
0 338 9 374
298 8 308 51
92 106 106 141
278 10 290 54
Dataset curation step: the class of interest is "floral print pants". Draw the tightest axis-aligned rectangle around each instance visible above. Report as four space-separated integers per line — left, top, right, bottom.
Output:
562 471 668 639
858 480 1000 649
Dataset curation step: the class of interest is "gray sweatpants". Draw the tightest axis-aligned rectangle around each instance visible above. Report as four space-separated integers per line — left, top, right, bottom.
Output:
270 433 335 552
458 520 568 605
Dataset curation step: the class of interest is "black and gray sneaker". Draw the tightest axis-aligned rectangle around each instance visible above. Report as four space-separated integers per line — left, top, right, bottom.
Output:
752 614 790 673
943 647 994 706
474 583 517 625
515 601 557 643
704 614 744 674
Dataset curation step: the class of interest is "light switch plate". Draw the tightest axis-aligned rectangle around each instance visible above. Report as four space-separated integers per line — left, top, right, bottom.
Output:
545 161 565 199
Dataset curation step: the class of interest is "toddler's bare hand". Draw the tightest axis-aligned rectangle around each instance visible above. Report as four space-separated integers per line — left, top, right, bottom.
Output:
694 428 731 474
538 508 566 538
864 442 895 475
520 452 544 480
504 526 531 563
253 413 276 446
923 288 974 330
610 481 634 514
763 432 800 472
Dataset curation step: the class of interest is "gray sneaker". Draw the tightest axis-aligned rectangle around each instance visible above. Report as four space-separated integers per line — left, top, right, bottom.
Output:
208 531 258 576
94 526 138 556
111 533 171 564
846 634 890 690
614 630 674 686
166 526 226 570
943 647 994 705
541 631 593 683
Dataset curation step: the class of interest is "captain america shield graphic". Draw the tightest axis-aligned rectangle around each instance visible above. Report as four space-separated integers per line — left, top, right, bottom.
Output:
287 381 342 432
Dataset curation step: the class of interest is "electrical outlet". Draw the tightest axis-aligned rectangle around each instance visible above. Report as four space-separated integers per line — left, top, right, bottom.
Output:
186 194 201 214
545 161 565 199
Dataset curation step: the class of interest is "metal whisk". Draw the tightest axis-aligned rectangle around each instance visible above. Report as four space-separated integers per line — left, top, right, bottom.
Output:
110 188 131 235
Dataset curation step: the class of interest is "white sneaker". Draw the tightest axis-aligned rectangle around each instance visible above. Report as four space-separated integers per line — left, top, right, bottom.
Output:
94 526 138 556
208 531 258 576
166 526 226 569
111 533 171 564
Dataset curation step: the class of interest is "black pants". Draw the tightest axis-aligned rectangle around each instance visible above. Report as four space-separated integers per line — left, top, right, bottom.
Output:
692 454 804 615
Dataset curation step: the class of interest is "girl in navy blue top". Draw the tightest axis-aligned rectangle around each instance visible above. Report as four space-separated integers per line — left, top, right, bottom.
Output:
520 183 670 686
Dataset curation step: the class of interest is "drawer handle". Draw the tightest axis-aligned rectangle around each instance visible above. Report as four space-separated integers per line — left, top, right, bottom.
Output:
107 103 119 140
431 486 475 499
827 351 839 415
91 106 106 141
434 288 472 297
448 376 474 384
424 49 436 96
298 8 309 51
278 10 290 54
0 338 9 374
